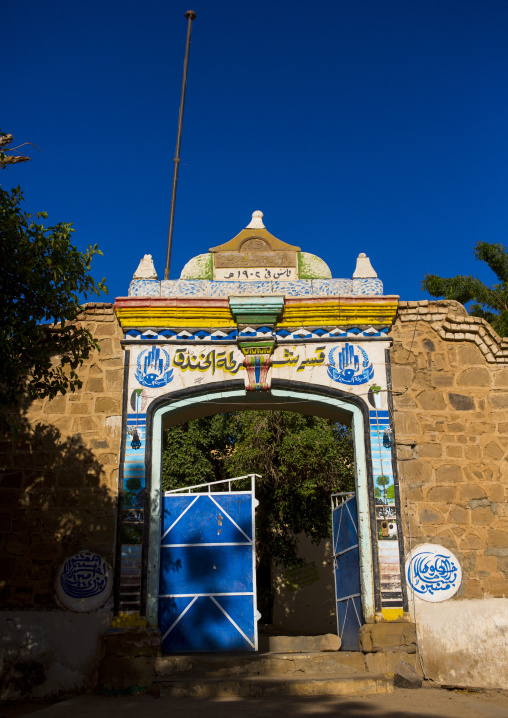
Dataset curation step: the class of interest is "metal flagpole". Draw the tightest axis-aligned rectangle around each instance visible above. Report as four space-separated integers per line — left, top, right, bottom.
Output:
164 10 196 280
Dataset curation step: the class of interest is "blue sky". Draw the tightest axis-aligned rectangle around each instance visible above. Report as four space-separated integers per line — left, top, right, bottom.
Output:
4 0 508 302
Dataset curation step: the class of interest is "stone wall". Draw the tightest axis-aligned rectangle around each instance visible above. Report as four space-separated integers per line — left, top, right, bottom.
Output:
390 300 508 687
0 304 124 610
391 299 508 597
3 296 508 692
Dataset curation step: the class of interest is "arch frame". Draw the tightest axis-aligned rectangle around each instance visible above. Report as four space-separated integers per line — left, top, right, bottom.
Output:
141 379 381 627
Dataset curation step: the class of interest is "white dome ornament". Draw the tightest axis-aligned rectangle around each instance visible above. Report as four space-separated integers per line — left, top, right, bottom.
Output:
133 254 158 280
353 253 377 279
245 210 266 229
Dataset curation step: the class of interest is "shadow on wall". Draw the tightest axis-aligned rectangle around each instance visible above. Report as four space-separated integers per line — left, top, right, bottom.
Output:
0 403 117 698
272 533 336 635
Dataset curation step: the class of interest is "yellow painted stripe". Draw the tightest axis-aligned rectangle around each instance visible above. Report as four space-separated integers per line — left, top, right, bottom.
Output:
280 302 398 327
115 301 398 329
381 608 404 621
115 307 235 328
111 612 148 627
282 301 398 314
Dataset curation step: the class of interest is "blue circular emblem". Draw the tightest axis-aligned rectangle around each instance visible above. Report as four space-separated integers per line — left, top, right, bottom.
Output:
135 347 173 388
56 551 112 611
327 343 374 385
405 544 461 602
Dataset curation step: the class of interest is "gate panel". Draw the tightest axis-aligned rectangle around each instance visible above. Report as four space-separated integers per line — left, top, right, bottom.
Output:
332 492 365 651
159 476 257 653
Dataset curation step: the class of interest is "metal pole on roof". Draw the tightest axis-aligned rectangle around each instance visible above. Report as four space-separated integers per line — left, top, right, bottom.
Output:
164 10 196 280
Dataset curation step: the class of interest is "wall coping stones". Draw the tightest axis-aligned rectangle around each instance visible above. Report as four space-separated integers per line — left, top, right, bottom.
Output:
397 301 508 364
75 303 116 321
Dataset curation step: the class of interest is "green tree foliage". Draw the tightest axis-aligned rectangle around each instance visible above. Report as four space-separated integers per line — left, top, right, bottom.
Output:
0 184 107 416
422 242 508 336
162 413 239 488
162 411 355 568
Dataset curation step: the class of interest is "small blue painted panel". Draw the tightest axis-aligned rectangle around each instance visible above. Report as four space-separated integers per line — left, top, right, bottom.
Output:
213 494 253 539
159 545 253 595
159 488 256 653
159 595 255 652
333 500 358 557
332 494 365 651
161 494 252 544
335 544 362 599
336 596 364 651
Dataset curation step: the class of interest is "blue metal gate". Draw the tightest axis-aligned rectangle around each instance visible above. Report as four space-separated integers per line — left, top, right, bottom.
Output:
331 492 364 651
159 475 258 653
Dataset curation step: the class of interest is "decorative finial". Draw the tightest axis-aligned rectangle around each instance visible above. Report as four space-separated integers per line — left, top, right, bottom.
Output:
246 210 265 229
353 252 377 279
133 254 158 280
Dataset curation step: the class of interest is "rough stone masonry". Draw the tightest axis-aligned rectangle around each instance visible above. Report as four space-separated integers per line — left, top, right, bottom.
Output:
391 299 508 688
1 297 508 695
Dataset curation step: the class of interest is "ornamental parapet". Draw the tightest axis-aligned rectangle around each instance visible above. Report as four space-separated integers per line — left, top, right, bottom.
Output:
127 277 385 298
114 295 399 336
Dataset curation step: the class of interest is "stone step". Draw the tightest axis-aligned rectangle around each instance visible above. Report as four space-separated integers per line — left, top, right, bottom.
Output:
155 651 366 680
258 633 341 653
359 622 417 654
152 673 394 698
97 626 421 693
98 649 420 692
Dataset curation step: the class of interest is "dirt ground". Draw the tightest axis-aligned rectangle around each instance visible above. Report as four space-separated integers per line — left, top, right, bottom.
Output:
2 686 508 718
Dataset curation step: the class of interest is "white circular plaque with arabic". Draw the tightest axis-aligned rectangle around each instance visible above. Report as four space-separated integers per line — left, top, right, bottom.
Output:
56 551 112 612
405 543 461 603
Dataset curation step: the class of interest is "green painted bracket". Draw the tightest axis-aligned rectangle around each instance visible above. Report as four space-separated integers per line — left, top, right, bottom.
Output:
239 340 275 355
229 296 285 326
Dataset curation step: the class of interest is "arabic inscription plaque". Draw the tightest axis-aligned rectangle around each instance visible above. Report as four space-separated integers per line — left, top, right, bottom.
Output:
215 266 297 281
56 550 112 611
215 251 297 269
210 228 300 280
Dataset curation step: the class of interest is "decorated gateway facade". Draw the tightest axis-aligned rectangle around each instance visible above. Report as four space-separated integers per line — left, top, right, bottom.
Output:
2 210 507 696
113 212 406 636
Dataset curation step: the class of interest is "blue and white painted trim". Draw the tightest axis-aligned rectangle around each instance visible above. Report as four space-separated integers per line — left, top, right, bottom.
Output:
123 326 391 343
128 277 384 298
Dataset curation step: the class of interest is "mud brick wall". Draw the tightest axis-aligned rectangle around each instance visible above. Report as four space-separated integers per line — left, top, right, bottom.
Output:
391 300 508 598
0 304 124 609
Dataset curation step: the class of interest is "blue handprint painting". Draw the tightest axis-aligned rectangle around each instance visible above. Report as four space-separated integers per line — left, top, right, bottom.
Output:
135 347 174 388
327 343 374 386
